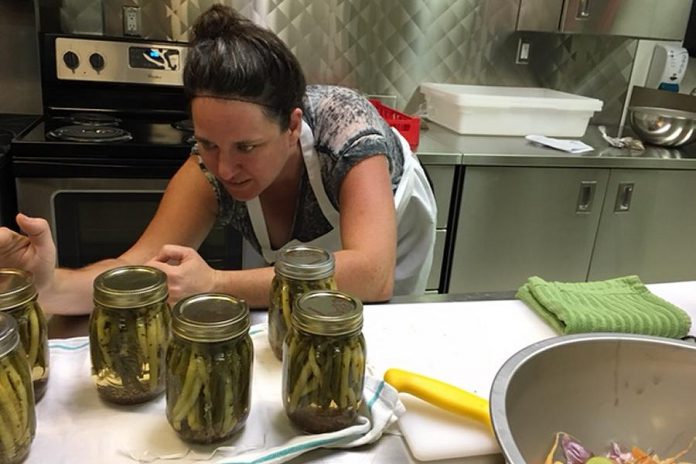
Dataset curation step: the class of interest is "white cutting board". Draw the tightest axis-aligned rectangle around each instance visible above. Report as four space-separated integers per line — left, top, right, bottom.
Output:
362 299 557 461
362 282 696 462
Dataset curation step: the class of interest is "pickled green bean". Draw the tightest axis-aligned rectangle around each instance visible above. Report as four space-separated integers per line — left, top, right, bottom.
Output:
166 336 252 444
0 372 22 441
90 302 168 404
0 353 35 464
26 308 39 368
283 330 366 433
268 276 336 361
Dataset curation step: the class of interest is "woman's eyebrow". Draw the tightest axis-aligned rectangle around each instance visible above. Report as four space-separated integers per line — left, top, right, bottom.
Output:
193 135 213 145
194 135 267 146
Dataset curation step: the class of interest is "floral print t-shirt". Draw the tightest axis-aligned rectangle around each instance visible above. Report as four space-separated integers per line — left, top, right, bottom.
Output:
196 84 405 257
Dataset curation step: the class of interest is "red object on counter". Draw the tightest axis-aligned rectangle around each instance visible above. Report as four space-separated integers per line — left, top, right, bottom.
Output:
369 99 421 149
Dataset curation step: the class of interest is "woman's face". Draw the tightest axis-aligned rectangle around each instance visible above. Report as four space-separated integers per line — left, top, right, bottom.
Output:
191 96 301 201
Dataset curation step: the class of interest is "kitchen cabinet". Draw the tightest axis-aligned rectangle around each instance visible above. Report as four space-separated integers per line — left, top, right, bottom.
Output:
448 166 696 294
448 166 609 294
516 0 692 40
588 169 696 282
420 159 458 293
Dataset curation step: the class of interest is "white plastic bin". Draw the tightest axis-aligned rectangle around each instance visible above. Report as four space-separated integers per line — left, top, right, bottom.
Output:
420 83 604 137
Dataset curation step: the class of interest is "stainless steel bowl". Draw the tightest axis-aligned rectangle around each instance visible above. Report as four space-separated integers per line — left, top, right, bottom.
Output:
490 333 696 464
628 106 696 147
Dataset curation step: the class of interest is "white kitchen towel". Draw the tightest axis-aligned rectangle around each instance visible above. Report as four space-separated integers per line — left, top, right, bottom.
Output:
29 325 404 464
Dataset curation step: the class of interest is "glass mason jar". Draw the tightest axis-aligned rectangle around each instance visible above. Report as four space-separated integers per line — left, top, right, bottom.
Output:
282 290 366 433
89 265 170 404
0 312 36 464
0 268 50 402
166 293 253 444
268 246 336 361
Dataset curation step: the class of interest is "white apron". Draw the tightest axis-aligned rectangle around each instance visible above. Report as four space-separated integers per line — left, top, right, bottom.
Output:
243 121 437 295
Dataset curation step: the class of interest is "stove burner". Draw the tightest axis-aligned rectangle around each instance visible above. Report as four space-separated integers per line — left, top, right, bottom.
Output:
172 119 194 132
69 112 122 126
47 125 133 143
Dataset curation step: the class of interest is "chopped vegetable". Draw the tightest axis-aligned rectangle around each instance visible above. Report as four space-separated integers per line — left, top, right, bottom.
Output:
545 432 696 464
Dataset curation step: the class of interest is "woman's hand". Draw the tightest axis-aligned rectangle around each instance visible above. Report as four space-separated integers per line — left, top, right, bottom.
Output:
146 244 221 303
0 214 57 291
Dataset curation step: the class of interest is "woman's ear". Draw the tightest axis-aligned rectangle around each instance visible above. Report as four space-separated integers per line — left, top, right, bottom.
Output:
287 108 303 145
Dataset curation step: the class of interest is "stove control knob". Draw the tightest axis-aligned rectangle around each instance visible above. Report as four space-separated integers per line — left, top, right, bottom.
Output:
63 51 80 71
89 53 105 72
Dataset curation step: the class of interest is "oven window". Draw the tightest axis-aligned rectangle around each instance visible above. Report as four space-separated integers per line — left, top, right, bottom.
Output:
54 191 242 269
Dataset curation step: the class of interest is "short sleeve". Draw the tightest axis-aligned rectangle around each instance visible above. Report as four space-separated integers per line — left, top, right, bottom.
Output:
304 86 404 208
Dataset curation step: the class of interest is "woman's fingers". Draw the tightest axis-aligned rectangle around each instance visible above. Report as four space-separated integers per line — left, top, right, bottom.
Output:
150 244 191 265
17 213 51 237
0 228 30 252
16 214 55 252
0 214 52 264
146 245 216 303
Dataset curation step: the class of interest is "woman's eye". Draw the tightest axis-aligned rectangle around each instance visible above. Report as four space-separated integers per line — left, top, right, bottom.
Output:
198 141 217 151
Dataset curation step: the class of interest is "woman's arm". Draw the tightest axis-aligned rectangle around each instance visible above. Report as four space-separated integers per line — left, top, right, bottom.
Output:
150 154 397 307
334 154 397 301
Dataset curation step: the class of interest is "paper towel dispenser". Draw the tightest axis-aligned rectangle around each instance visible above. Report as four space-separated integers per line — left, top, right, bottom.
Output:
517 0 693 40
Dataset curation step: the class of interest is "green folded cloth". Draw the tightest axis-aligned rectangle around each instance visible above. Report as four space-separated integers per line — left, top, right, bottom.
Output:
516 275 691 338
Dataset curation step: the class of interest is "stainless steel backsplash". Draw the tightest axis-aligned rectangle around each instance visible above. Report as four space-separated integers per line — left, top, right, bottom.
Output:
21 0 639 124
0 0 42 114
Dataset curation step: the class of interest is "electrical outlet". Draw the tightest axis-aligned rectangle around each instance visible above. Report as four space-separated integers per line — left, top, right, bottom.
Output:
123 6 141 36
516 38 531 65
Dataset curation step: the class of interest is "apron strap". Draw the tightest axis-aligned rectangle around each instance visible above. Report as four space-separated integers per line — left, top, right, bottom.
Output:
246 120 340 263
300 120 340 225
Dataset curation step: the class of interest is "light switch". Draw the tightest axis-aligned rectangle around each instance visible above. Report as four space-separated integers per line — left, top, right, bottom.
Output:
516 38 530 65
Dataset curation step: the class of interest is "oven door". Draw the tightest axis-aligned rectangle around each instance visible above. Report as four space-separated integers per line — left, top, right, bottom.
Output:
16 177 243 269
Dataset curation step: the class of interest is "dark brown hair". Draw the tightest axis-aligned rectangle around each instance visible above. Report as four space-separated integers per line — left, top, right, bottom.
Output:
184 5 306 130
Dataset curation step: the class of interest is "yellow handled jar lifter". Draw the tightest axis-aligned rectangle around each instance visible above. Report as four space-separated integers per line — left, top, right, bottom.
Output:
384 368 492 430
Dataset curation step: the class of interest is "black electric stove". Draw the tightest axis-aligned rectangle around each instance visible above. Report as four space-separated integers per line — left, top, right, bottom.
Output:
10 33 196 178
0 113 42 228
10 28 243 270
12 110 195 178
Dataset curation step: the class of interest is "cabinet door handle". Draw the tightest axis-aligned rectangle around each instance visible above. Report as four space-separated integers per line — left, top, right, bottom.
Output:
576 181 596 213
577 0 591 18
614 182 634 212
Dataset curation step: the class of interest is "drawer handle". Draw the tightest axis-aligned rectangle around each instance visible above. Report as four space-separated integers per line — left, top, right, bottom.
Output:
614 182 634 212
576 181 596 213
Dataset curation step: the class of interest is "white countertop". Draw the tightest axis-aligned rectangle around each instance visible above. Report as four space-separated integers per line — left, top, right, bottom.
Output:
31 281 696 464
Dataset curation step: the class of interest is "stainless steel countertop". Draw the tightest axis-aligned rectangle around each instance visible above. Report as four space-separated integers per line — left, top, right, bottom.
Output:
416 121 696 169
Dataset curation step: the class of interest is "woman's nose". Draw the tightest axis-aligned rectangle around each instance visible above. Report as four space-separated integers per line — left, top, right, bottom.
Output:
215 151 240 180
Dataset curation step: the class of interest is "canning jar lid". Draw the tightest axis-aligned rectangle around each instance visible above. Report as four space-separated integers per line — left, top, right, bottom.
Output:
93 265 168 308
274 246 335 280
0 312 20 358
292 290 363 336
172 293 250 342
0 268 37 310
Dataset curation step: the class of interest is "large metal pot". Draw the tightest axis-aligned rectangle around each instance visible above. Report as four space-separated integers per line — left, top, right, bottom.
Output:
491 333 696 463
385 333 696 463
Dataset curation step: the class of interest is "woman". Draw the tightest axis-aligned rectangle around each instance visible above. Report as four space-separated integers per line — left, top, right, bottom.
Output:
0 5 436 315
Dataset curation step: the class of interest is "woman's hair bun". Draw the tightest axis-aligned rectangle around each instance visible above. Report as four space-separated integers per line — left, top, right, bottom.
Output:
191 4 247 42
